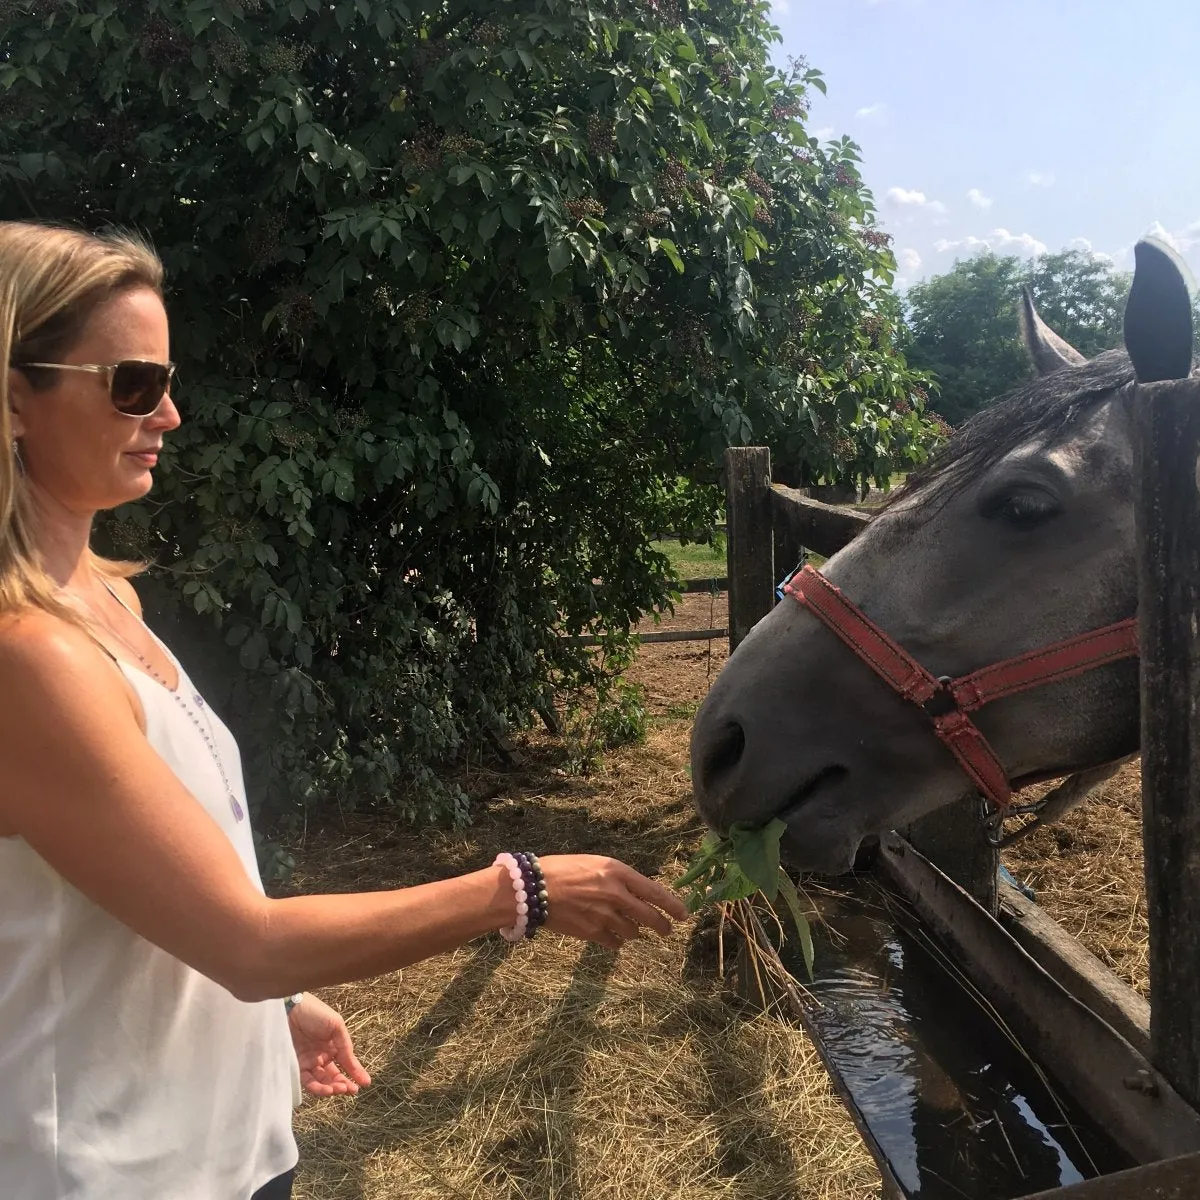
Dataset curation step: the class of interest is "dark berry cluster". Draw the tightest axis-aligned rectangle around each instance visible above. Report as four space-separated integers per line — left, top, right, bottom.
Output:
261 40 313 76
745 169 773 200
586 115 616 157
470 20 505 46
246 212 285 267
657 158 687 206
402 126 444 173
210 28 250 75
634 208 668 230
565 197 605 222
141 16 193 69
441 133 484 157
278 287 316 335
861 228 892 251
833 164 856 187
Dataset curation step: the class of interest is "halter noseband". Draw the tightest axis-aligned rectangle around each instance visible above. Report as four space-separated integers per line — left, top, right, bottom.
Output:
782 566 1138 818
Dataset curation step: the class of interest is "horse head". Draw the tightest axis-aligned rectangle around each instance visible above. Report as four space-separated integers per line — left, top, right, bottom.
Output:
689 238 1194 872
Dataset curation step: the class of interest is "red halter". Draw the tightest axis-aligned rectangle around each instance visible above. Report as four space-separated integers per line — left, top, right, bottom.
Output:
782 566 1139 813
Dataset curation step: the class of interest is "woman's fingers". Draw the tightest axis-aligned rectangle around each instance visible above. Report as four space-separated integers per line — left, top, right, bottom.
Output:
621 869 689 922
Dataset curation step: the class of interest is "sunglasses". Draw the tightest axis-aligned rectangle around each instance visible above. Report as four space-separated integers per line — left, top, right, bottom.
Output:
14 359 176 417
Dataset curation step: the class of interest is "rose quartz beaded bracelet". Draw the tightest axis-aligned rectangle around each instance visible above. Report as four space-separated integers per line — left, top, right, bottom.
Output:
493 852 550 942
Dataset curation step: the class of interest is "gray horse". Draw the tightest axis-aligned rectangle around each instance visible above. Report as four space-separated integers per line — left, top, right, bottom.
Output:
690 238 1194 874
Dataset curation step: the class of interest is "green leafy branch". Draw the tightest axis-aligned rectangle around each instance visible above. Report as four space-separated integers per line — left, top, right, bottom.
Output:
675 817 816 984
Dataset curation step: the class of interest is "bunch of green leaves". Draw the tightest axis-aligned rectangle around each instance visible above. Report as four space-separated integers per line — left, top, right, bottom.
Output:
676 817 815 980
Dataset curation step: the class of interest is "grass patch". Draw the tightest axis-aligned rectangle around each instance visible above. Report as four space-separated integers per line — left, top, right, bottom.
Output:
655 536 727 582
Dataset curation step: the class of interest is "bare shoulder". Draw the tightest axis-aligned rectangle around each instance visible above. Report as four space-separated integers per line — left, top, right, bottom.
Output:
0 607 131 712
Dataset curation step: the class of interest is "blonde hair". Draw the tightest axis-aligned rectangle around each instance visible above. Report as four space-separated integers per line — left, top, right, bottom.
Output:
0 221 164 618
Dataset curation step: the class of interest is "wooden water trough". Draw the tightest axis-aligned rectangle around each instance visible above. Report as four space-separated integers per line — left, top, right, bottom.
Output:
721 367 1200 1198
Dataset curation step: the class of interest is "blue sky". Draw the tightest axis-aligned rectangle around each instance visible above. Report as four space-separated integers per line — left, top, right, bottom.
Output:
769 0 1200 288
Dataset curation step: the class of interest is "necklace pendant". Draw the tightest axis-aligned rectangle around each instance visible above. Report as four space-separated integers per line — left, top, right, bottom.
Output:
230 794 245 822
193 693 206 708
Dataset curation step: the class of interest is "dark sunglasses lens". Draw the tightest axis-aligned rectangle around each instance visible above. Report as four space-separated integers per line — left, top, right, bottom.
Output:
111 362 171 415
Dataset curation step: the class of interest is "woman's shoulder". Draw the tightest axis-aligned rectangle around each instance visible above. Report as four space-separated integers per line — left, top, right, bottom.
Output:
0 606 116 694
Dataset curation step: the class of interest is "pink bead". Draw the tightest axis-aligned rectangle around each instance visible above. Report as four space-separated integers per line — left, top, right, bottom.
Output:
516 901 528 915
512 878 525 894
508 865 523 882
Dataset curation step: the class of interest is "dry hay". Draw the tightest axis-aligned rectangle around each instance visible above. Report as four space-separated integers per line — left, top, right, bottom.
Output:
1003 760 1148 997
278 720 880 1200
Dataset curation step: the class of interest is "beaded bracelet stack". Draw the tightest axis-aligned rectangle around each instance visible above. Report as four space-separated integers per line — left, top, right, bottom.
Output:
493 851 550 943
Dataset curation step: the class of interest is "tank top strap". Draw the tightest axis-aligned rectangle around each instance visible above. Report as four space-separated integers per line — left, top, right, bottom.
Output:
100 580 190 682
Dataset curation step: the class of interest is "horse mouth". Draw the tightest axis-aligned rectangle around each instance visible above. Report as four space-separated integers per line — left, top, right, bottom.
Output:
774 765 849 824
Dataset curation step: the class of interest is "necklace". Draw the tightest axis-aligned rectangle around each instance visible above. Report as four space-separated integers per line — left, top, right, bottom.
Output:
79 586 246 824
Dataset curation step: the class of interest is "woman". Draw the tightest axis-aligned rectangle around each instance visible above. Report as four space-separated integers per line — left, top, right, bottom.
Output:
0 221 688 1200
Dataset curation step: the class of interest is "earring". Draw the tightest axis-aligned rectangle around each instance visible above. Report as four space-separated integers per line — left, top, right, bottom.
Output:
12 438 23 475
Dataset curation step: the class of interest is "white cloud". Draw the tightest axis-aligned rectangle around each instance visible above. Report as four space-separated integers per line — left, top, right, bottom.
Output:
884 187 947 216
1025 170 1055 188
934 227 1048 257
1065 236 1114 263
1145 219 1200 253
967 188 992 210
813 126 835 140
898 248 922 272
855 103 886 119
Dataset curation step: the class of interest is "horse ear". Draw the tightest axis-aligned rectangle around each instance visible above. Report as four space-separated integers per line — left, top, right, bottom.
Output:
1019 287 1087 377
1124 236 1194 383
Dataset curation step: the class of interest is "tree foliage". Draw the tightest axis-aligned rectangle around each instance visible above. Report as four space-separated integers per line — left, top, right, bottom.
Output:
0 0 938 833
904 249 1139 425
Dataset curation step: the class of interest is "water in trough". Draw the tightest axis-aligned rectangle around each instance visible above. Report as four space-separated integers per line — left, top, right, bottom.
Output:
774 880 1133 1199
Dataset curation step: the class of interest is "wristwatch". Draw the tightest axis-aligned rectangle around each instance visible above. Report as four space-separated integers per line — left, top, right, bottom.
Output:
284 992 304 1014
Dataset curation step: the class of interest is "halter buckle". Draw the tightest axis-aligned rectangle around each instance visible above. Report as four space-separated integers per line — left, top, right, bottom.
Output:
921 676 958 719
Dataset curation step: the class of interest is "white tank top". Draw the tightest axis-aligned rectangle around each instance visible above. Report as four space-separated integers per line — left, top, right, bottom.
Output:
0 618 300 1198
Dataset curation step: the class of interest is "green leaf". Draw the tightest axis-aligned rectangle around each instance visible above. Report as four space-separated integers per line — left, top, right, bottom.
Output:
777 871 816 981
547 238 572 275
657 238 684 274
728 818 784 899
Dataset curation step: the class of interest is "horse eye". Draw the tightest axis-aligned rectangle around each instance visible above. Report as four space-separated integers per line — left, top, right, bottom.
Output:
980 490 1061 530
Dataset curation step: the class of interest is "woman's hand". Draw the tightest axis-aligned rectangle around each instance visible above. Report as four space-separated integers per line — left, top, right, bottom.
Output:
287 993 372 1097
536 855 689 950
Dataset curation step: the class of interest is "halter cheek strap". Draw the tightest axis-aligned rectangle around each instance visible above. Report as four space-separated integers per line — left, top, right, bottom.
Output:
782 566 1139 814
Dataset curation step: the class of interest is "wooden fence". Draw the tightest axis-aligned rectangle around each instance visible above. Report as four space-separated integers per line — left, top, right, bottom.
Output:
722 385 1200 1198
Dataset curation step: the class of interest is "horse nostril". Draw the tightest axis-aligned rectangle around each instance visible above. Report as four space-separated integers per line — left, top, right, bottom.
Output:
701 721 746 793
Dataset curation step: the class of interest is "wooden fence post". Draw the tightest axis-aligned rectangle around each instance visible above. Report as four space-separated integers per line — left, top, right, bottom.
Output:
903 806 997 915
1133 375 1200 1111
724 447 775 652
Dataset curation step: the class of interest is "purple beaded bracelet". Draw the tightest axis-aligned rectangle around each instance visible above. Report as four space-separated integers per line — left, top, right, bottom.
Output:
493 851 551 943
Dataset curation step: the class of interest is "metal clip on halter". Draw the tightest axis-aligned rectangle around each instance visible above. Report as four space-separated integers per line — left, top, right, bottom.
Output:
982 795 1053 849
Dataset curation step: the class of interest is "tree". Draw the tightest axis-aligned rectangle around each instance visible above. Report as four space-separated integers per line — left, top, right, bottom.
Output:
904 249 1135 425
0 0 938 838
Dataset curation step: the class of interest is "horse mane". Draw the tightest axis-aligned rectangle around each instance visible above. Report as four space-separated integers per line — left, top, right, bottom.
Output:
883 350 1139 514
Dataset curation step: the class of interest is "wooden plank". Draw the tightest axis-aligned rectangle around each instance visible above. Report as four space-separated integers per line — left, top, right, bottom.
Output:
724 447 775 651
678 577 728 594
998 882 1151 1059
769 485 869 558
561 627 727 648
904 803 998 914
876 833 1200 1166
1132 376 1200 1111
1014 1152 1200 1200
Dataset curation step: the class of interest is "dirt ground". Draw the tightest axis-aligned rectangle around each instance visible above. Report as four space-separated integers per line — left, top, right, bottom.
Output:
279 590 1148 1198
